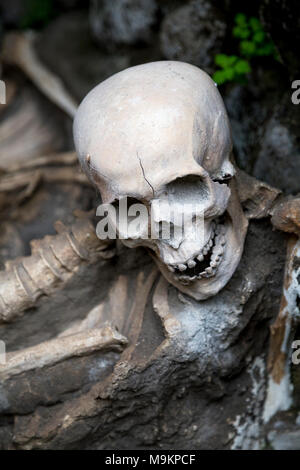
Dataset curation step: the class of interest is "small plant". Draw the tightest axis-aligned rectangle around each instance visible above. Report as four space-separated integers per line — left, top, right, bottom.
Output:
213 13 278 85
213 54 251 86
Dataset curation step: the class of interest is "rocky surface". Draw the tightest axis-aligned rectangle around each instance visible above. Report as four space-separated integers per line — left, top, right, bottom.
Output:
264 410 300 450
90 0 158 49
260 0 300 77
253 93 300 194
160 0 226 73
225 78 300 195
0 220 287 449
35 11 130 102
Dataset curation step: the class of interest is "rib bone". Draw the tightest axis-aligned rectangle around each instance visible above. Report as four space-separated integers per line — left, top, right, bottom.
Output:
0 219 114 322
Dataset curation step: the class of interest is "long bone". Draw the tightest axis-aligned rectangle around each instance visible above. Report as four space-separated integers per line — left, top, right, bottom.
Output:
0 325 127 382
2 32 78 118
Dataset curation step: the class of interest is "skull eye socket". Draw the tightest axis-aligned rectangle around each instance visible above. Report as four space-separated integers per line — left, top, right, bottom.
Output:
166 175 210 204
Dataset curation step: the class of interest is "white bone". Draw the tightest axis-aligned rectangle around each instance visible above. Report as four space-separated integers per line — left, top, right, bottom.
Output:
0 326 127 382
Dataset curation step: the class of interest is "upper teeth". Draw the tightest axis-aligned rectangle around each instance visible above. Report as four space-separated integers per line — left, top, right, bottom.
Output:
168 223 226 283
187 259 196 268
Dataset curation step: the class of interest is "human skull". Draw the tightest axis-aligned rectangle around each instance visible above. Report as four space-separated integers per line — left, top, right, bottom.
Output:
74 61 248 300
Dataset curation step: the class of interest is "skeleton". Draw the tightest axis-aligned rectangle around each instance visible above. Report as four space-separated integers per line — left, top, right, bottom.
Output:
74 61 248 300
0 54 299 448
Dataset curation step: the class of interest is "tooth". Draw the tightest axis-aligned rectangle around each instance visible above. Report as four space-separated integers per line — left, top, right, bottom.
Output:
187 259 196 268
209 239 213 247
197 253 204 261
211 261 217 268
206 267 213 274
178 275 190 284
203 247 208 255
178 263 187 271
221 237 226 246
168 265 175 272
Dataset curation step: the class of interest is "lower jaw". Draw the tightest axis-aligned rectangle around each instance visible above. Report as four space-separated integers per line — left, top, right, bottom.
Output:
165 268 226 301
173 225 228 285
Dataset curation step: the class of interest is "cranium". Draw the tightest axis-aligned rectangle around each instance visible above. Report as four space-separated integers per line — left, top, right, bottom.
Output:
74 61 248 300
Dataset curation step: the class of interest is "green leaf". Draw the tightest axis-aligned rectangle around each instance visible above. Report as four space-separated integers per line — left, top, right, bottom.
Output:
212 70 227 85
215 54 238 69
249 17 262 32
234 59 251 74
233 26 250 39
223 68 235 80
253 31 265 43
215 54 229 68
235 13 247 26
227 55 239 66
240 40 256 56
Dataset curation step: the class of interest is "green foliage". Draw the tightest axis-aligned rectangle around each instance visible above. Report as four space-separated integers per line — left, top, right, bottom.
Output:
213 13 278 85
213 54 251 85
20 0 55 30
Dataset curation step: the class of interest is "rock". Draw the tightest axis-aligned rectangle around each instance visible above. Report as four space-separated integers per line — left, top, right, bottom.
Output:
253 92 300 194
160 0 226 73
0 0 26 27
0 0 85 27
260 0 300 77
223 66 285 174
235 169 281 220
265 411 300 450
270 196 300 235
223 65 300 196
89 0 158 49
